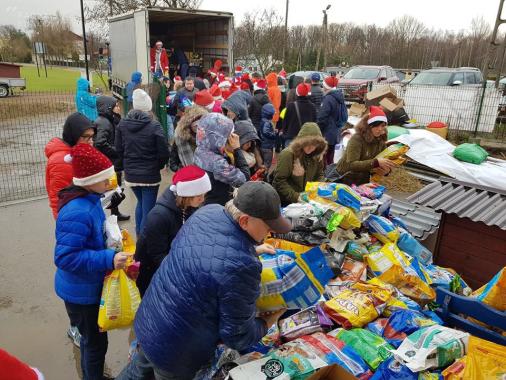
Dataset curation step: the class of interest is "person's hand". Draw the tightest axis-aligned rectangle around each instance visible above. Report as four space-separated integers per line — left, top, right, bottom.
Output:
375 166 391 176
228 133 240 150
377 158 396 171
259 309 287 328
114 252 130 270
107 190 125 209
255 243 276 255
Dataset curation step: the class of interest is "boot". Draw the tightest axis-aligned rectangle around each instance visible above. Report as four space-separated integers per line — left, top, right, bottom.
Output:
111 207 130 221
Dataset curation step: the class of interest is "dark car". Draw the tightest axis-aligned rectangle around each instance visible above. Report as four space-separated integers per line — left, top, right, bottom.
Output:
408 67 483 86
338 65 399 103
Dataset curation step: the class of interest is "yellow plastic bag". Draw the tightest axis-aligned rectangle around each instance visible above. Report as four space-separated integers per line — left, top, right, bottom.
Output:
364 243 411 276
378 264 436 305
371 143 409 182
462 336 506 379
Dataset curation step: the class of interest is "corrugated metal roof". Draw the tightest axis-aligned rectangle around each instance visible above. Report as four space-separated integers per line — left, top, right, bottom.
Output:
390 198 441 240
407 178 506 230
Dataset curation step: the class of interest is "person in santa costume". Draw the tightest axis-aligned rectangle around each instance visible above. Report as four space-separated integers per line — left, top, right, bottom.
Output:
54 143 131 380
336 106 396 185
135 165 211 296
0 349 45 380
149 41 169 78
206 59 223 86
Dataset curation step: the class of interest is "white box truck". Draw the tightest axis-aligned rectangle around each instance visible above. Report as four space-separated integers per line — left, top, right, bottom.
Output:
109 7 234 91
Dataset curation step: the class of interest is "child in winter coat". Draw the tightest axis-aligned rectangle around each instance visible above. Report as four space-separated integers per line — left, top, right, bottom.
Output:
54 143 130 380
193 113 250 206
260 103 277 170
234 119 264 175
135 166 211 296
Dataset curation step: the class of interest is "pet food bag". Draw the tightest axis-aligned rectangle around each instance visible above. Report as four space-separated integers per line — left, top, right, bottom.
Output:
364 243 411 276
393 325 469 372
472 266 506 311
279 304 333 341
257 246 334 312
305 182 362 212
364 215 400 244
461 336 506 380
370 357 418 380
397 229 433 265
345 241 369 261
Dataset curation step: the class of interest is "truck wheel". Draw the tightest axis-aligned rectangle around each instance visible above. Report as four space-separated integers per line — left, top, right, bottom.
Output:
0 85 8 98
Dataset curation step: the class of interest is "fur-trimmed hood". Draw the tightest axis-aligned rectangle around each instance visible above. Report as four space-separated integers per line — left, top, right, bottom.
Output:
175 106 209 142
288 122 327 160
354 114 388 144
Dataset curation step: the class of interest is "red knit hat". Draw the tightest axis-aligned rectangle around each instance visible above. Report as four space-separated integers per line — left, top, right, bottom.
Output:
0 349 44 380
253 79 267 91
170 165 211 197
296 83 310 97
368 106 388 125
67 143 114 187
323 76 339 90
194 89 214 107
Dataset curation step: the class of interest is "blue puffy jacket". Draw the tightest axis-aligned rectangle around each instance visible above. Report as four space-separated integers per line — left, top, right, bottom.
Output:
260 103 277 150
134 204 267 378
317 89 348 146
75 78 98 121
54 192 115 305
126 71 142 103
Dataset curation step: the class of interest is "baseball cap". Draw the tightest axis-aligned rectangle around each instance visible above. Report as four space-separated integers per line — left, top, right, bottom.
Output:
233 182 292 234
311 72 321 81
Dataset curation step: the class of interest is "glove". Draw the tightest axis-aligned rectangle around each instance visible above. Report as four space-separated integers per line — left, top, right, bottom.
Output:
107 189 126 209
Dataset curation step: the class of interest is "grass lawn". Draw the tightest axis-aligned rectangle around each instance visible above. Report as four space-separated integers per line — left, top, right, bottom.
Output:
20 65 109 92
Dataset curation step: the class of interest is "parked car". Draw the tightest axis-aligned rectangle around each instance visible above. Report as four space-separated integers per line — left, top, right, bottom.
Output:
408 67 483 86
287 71 330 89
337 65 399 104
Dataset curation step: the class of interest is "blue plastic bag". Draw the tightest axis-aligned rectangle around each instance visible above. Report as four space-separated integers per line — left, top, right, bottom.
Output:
397 229 433 265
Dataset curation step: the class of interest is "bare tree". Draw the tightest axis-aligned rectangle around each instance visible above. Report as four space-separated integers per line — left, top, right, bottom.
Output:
0 25 32 63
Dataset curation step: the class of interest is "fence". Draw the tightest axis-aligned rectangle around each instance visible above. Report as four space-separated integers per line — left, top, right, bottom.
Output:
0 90 76 204
369 83 506 142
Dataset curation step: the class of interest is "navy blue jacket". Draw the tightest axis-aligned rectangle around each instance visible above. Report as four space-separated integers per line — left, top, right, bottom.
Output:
115 110 169 184
249 90 271 133
134 204 267 378
260 103 277 150
54 192 115 305
317 90 348 146
135 189 195 296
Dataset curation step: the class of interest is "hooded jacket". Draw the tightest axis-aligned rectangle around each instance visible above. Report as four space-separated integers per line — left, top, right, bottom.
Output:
75 78 98 121
222 90 251 121
336 118 386 186
266 73 281 123
273 123 327 206
309 84 324 112
45 113 95 219
260 103 277 150
115 110 169 184
54 187 116 305
193 113 250 205
249 90 271 133
94 96 121 168
317 89 348 146
235 119 259 147
169 106 208 172
134 204 267 378
126 72 142 103
135 188 196 296
282 96 317 139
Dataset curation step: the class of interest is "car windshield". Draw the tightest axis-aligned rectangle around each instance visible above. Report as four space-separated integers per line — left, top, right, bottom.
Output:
410 72 453 85
343 68 380 80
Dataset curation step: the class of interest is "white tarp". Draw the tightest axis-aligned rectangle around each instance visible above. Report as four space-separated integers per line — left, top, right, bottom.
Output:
392 130 506 190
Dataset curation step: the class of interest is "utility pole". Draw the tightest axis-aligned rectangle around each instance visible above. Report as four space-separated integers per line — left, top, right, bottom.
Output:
322 7 329 70
282 0 289 66
80 0 90 81
315 4 331 71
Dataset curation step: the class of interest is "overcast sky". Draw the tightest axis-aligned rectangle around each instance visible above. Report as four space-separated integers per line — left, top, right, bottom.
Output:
0 0 502 34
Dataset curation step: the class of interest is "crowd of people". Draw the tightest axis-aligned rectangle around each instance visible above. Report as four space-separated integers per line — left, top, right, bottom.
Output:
40 66 398 380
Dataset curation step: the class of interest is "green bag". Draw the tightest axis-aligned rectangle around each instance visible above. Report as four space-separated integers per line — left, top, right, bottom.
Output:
453 143 488 164
387 126 410 140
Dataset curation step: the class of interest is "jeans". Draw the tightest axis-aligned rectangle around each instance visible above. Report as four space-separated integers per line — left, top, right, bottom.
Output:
261 148 274 170
65 302 108 380
179 63 189 80
116 347 187 380
131 186 159 236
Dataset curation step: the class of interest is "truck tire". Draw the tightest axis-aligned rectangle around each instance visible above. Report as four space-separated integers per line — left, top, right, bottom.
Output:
0 85 9 98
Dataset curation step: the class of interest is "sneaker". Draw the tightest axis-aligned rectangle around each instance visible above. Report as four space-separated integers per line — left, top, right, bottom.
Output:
67 326 81 348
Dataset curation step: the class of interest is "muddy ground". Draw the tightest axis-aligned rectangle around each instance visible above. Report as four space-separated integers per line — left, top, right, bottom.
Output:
0 175 170 379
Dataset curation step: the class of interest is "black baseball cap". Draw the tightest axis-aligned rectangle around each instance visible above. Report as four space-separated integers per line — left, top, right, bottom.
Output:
233 182 292 234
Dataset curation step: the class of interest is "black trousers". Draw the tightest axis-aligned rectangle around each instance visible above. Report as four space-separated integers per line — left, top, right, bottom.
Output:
65 302 108 380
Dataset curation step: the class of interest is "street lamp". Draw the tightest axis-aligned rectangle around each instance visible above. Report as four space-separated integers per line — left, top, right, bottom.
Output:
315 4 331 71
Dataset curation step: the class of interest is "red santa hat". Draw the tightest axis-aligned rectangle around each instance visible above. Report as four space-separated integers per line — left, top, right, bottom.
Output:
194 89 214 107
174 75 182 82
278 69 287 79
241 73 250 82
253 79 267 92
323 76 339 90
66 143 114 187
296 83 310 97
155 40 163 47
218 72 226 83
0 349 45 380
368 106 388 125
233 76 242 85
240 82 251 91
210 85 222 100
218 80 232 89
170 165 211 197
235 66 243 74
214 59 223 71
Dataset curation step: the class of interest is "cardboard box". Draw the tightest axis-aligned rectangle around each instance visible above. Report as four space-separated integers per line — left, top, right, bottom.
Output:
365 85 397 104
307 364 359 380
379 97 405 112
348 102 367 117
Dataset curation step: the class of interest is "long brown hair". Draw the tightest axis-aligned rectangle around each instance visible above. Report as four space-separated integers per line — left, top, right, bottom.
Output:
355 113 388 144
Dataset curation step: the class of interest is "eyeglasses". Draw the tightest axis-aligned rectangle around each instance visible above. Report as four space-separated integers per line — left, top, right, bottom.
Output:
80 134 94 141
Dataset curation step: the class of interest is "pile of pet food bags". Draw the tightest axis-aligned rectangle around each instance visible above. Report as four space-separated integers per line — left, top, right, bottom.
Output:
197 182 506 380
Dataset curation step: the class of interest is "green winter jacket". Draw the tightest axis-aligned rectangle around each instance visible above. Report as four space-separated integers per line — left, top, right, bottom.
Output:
336 128 386 186
273 123 327 206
